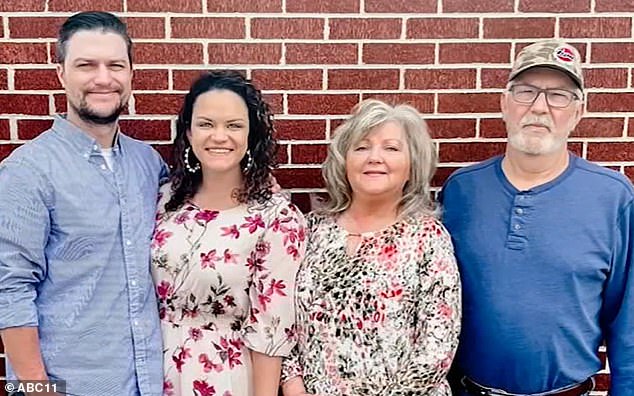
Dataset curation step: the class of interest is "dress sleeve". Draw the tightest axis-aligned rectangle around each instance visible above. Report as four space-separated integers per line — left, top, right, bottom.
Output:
242 197 307 357
280 345 304 383
0 159 51 329
386 219 461 395
603 199 634 396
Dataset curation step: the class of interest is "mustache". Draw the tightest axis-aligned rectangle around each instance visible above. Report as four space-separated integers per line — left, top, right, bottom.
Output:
520 116 553 130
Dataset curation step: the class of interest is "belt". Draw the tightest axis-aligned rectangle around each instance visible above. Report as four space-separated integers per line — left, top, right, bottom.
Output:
460 376 594 396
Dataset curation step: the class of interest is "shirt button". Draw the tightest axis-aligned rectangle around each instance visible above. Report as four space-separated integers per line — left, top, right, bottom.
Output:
133 320 139 327
515 208 524 215
100 164 107 170
514 224 521 230
83 153 89 159
93 144 99 151
126 240 132 246
131 280 137 286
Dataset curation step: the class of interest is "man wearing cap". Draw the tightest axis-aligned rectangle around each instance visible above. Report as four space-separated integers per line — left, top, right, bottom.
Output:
442 39 634 395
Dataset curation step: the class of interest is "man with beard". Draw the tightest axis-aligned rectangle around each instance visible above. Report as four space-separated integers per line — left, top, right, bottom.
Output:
0 12 165 396
442 40 634 396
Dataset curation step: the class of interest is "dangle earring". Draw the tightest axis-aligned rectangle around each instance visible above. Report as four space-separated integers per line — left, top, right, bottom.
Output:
184 147 201 173
242 149 254 173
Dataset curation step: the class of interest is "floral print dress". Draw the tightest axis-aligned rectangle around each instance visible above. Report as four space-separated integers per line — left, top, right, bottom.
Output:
282 213 461 396
151 183 307 396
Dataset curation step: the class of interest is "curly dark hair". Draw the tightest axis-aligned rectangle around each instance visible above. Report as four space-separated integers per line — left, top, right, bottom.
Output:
165 70 277 212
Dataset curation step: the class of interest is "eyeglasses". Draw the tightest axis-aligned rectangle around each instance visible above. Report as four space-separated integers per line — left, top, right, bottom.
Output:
508 84 580 108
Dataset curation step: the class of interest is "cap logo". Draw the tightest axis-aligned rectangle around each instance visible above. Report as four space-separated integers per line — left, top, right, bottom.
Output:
554 46 575 63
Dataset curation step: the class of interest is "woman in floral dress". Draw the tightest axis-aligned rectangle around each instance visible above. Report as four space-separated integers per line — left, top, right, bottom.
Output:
281 100 461 396
151 71 306 396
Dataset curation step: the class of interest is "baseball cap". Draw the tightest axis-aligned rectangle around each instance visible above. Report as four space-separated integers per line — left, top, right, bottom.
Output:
509 39 584 91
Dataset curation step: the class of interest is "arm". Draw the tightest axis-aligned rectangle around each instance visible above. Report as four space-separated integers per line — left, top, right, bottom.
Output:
386 220 461 395
602 199 634 396
0 160 51 380
243 200 307 394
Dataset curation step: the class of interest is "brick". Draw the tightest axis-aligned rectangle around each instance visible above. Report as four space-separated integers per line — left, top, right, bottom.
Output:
291 144 328 164
426 119 477 139
364 43 434 64
0 43 47 64
14 69 59 90
584 68 628 89
587 93 634 112
274 168 323 188
286 0 359 13
587 142 634 162
275 119 326 140
252 18 323 39
439 142 506 162
120 119 171 141
8 17 64 39
405 69 476 89
0 119 9 140
560 18 631 38
17 119 53 140
135 93 184 115
361 93 434 114
287 43 357 65
172 17 244 39
592 373 609 391
595 0 634 11
263 94 284 114
208 0 282 12
482 68 511 89
0 145 19 161
591 43 634 63
277 144 289 165
0 0 44 11
251 69 322 90
443 0 513 12
133 69 169 90
438 93 500 113
134 43 203 64
49 0 123 11
630 119 634 137
518 0 590 12
480 118 507 138
290 192 329 213
128 0 200 12
125 17 165 39
173 69 218 91
54 94 66 113
0 95 49 115
0 18 3 38
440 43 510 64
407 18 478 39
432 167 460 187
209 43 281 65
0 70 7 90
288 94 358 115
483 18 555 39
572 117 624 138
330 18 400 40
328 69 399 90
365 0 436 12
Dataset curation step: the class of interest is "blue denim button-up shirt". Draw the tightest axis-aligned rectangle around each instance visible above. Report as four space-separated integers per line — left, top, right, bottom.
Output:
0 115 167 396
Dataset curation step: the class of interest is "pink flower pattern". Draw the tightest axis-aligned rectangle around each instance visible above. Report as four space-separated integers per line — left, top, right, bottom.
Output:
151 184 306 396
281 213 461 395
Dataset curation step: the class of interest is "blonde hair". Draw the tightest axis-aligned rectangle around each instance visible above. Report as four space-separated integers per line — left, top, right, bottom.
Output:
321 99 437 219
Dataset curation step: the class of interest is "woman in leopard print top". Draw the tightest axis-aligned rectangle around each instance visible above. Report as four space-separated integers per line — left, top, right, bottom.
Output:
281 99 461 396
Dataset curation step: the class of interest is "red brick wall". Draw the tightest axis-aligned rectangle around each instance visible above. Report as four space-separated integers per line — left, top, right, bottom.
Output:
2 0 633 394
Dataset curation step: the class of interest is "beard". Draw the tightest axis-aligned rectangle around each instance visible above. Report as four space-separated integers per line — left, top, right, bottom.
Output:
71 96 127 125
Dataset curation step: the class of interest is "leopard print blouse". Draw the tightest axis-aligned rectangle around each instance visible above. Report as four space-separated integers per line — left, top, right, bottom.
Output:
282 212 461 395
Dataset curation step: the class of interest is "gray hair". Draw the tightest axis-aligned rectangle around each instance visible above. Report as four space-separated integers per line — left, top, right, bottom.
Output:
321 99 437 219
